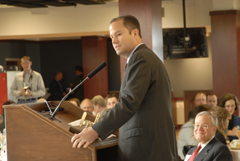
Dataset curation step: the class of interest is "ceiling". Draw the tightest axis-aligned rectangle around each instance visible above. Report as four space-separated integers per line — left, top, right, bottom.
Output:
0 0 114 8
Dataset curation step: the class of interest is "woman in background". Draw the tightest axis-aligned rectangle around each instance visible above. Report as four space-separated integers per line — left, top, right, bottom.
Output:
218 93 240 141
211 107 231 144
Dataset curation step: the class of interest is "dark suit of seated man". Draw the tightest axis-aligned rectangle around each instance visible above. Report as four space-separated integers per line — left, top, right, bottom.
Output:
184 111 232 161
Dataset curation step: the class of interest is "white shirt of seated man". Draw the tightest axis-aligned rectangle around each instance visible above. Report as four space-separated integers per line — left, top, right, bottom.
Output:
184 112 217 161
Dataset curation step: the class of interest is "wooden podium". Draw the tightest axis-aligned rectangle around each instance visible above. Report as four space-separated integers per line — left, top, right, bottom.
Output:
3 101 118 161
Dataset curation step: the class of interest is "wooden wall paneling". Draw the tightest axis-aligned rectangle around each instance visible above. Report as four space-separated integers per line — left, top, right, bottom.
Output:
82 36 108 99
210 10 240 116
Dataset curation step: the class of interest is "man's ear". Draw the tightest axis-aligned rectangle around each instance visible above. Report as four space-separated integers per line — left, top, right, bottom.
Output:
213 125 217 133
133 29 139 37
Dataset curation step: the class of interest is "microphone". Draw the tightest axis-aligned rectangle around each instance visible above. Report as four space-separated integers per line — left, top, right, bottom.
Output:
87 61 107 79
49 61 107 121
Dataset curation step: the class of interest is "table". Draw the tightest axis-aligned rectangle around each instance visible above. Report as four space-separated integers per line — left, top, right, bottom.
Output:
230 149 240 161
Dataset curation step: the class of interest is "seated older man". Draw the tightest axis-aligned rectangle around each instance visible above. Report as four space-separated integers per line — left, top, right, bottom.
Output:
80 98 94 114
184 111 232 161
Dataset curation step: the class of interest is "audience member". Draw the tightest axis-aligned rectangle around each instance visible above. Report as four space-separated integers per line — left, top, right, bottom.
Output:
178 105 209 159
211 107 231 145
0 100 15 132
218 93 240 141
184 111 233 161
194 92 206 107
105 94 118 109
91 95 107 117
36 98 46 103
69 98 80 107
69 66 84 101
48 71 66 101
80 98 94 114
206 93 218 109
188 92 207 120
10 56 46 104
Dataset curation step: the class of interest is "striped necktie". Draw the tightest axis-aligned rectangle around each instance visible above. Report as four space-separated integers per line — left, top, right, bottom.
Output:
188 144 201 161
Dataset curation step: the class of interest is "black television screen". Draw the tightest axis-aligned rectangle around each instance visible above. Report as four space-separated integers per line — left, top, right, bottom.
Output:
163 27 208 59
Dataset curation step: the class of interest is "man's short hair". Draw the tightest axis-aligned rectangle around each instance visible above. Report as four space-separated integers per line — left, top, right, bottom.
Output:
188 105 209 120
195 92 206 100
91 95 106 107
75 66 83 72
21 56 31 63
195 111 218 127
105 93 118 101
69 98 80 107
55 71 62 76
110 15 142 38
206 92 217 99
218 93 239 111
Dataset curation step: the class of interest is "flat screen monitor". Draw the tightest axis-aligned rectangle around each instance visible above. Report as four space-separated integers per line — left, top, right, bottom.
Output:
163 27 208 59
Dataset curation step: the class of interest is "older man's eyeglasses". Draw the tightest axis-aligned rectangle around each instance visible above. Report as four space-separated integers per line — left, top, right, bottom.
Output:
194 124 209 129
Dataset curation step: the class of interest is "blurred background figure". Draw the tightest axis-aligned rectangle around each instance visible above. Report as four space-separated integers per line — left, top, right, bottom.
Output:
69 98 80 107
80 98 94 114
11 56 45 104
48 71 66 101
178 105 209 160
91 95 106 117
211 107 231 145
206 92 218 109
0 100 15 132
105 93 118 109
69 66 84 102
218 93 240 141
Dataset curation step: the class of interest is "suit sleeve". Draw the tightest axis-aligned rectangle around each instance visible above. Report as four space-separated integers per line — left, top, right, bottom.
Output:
92 53 151 140
212 146 233 161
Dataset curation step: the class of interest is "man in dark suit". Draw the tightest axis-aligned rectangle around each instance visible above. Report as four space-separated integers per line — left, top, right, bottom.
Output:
184 111 232 161
69 66 84 101
71 15 178 161
48 71 66 101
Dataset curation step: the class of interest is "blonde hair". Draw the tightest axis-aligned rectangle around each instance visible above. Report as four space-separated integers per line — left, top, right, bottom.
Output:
211 106 231 140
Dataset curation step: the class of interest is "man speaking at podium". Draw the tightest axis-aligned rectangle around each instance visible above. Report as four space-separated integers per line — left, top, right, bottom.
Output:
71 15 178 161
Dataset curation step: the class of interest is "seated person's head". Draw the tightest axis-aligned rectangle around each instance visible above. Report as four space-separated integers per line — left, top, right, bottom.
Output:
218 93 239 116
105 94 118 109
211 106 231 139
69 98 80 107
206 93 218 109
80 98 94 114
188 105 209 121
194 111 218 144
194 92 206 107
2 100 15 116
91 95 106 116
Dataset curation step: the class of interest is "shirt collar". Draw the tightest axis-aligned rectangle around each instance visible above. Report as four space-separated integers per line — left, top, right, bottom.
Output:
126 43 144 64
198 135 215 154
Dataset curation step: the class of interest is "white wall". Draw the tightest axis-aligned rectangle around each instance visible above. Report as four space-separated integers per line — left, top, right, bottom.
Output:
0 1 119 36
164 37 213 98
162 0 213 28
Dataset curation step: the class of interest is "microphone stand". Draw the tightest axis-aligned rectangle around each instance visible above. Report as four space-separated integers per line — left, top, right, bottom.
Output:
40 61 106 122
40 77 89 122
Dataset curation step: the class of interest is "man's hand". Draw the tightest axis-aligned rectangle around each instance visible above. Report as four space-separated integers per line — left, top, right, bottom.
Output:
19 88 25 95
71 127 99 148
28 90 32 96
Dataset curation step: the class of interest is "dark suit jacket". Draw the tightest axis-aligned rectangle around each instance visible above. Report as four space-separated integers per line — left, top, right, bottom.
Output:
69 74 84 101
48 79 64 101
92 44 178 161
186 137 232 161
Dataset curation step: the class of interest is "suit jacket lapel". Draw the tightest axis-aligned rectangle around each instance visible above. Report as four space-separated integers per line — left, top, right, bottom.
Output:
194 138 216 160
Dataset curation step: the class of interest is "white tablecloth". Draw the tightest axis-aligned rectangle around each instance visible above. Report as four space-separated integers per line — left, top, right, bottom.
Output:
230 149 240 161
